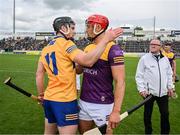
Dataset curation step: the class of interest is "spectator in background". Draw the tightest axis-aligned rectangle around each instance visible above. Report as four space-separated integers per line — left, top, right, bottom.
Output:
135 39 174 134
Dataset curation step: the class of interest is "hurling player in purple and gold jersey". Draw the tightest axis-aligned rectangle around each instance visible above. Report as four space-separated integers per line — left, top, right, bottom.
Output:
162 41 176 82
77 14 125 134
36 16 123 135
162 41 178 98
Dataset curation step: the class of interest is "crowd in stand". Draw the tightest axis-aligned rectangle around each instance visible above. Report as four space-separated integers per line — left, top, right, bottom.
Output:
0 37 90 51
118 40 180 54
0 37 48 51
74 37 91 50
0 37 180 55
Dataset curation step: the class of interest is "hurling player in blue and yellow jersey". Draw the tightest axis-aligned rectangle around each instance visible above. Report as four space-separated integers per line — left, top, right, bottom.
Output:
36 16 123 134
77 14 125 134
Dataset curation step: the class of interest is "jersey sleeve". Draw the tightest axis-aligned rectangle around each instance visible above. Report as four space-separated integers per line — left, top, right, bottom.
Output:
108 45 124 66
84 46 88 53
65 40 82 61
83 45 91 53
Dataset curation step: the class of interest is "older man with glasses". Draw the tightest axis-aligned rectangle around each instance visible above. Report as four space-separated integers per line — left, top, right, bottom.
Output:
135 39 174 134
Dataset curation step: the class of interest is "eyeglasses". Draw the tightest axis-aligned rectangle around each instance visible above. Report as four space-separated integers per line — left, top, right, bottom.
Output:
150 44 161 46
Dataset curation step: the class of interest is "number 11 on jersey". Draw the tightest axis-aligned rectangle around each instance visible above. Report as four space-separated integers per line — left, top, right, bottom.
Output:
45 52 58 75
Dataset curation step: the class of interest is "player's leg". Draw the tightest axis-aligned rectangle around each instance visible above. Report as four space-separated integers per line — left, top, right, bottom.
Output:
79 119 95 134
78 99 95 134
58 125 78 134
53 100 79 134
91 103 114 135
43 100 58 134
79 99 114 134
92 104 114 135
44 118 57 134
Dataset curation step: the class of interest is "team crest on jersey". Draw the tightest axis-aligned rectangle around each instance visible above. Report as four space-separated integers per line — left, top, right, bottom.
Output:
101 96 105 101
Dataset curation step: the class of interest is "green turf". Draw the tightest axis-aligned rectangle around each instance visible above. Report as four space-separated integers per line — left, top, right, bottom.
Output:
0 54 180 134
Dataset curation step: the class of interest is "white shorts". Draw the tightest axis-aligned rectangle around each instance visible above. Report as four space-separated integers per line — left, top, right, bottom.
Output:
78 99 114 126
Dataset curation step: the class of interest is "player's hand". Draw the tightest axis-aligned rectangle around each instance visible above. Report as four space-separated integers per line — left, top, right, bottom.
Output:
104 27 123 42
167 89 174 97
37 93 44 106
140 91 149 98
108 111 120 129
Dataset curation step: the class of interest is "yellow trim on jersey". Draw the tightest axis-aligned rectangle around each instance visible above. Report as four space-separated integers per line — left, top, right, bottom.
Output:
162 50 175 59
84 41 115 61
113 57 124 62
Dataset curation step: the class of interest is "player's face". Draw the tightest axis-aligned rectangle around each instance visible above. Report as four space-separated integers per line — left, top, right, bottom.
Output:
163 45 171 52
150 43 161 54
85 23 95 38
68 24 76 38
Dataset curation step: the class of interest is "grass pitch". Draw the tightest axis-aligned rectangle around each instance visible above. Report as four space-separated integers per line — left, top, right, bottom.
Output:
0 54 180 134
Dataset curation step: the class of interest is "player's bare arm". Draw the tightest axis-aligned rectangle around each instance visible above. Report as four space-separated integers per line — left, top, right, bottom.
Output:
74 28 123 67
108 65 125 129
36 62 45 104
172 60 176 82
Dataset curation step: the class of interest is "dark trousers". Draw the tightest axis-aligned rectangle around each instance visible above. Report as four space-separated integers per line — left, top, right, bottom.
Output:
144 95 170 134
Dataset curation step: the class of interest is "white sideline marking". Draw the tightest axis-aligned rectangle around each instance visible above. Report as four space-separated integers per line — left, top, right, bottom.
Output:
0 69 35 74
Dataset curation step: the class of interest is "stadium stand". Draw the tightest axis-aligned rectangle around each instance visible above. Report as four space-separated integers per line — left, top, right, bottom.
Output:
0 36 180 57
0 37 90 51
0 37 49 51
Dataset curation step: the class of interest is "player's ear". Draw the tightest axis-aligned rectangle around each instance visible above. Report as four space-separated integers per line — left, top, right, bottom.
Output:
96 24 103 32
60 25 68 33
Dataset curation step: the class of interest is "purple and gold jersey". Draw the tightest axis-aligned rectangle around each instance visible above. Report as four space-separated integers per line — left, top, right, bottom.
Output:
80 42 124 104
162 50 175 67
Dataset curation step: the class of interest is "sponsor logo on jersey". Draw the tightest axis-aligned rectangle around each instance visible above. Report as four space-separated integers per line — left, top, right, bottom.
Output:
83 68 98 75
